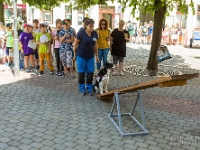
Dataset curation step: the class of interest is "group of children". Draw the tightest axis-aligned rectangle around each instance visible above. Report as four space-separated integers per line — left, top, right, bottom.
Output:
0 18 76 77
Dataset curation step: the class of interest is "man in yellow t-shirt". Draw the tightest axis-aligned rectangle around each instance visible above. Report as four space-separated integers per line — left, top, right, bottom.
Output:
36 24 54 75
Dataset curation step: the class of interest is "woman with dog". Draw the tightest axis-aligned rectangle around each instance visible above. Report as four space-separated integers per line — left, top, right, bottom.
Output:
110 20 130 76
73 19 99 96
96 19 110 72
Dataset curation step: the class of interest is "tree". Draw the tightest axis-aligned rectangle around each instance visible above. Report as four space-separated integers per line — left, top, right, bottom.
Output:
0 0 13 25
69 0 195 74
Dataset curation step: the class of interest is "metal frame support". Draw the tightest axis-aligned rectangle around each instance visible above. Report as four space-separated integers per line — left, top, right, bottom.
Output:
108 91 149 137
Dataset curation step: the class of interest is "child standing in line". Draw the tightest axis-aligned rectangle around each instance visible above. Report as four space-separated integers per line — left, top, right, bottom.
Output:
52 19 64 76
5 23 14 66
32 19 40 69
36 23 54 76
0 22 6 63
59 19 75 78
19 24 35 72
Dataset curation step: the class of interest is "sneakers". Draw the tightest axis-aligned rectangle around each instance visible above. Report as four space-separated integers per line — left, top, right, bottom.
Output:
25 68 30 73
35 65 40 70
50 71 54 75
119 72 124 76
38 71 44 76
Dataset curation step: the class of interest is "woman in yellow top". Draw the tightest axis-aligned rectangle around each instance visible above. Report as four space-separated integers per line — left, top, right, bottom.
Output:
96 19 110 71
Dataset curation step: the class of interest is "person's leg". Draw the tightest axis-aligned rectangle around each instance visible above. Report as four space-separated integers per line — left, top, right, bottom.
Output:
77 56 86 94
66 50 74 77
102 48 109 64
119 57 125 75
45 53 54 73
112 55 118 75
24 55 29 70
86 57 95 95
54 48 60 73
5 47 10 65
30 54 35 68
39 53 45 72
97 49 102 71
34 49 39 69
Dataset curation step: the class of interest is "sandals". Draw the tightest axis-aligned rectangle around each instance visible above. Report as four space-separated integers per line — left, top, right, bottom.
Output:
70 75 75 79
64 74 68 78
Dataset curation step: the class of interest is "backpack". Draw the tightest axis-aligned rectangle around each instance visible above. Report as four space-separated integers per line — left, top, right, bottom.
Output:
142 26 148 34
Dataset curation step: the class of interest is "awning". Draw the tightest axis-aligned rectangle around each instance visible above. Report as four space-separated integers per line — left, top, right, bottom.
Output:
4 4 26 9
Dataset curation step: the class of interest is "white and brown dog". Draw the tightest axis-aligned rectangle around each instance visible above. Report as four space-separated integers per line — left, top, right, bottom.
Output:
93 62 115 94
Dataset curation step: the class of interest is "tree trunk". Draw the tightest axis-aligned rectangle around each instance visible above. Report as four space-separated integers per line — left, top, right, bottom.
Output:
147 0 166 74
0 1 5 25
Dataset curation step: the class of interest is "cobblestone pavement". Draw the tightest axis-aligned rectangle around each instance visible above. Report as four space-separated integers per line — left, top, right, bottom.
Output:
0 45 200 150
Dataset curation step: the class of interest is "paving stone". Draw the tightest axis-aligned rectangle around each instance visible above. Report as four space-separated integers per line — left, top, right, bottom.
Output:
30 142 43 149
0 143 9 149
41 146 55 150
5 147 19 150
52 144 66 150
0 137 12 143
7 140 21 147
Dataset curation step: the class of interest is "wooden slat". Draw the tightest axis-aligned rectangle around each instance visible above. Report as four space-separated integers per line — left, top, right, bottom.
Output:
97 73 199 100
158 79 187 87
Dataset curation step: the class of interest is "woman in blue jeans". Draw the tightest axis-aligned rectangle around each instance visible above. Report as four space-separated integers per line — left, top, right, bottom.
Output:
96 19 110 71
73 19 99 96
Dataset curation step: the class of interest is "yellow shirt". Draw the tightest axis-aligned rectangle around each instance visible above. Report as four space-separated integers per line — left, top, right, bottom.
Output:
36 32 51 53
32 32 37 41
96 29 110 49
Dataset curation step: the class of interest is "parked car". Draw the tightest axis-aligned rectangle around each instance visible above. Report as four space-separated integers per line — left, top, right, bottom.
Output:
190 30 200 48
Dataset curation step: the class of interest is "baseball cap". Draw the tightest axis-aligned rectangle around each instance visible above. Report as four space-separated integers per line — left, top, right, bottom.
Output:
23 23 31 28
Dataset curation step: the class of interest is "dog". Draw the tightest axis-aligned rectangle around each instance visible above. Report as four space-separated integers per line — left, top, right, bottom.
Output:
93 62 115 94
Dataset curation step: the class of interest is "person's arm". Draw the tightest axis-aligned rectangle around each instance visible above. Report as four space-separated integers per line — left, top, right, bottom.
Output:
60 33 71 43
73 38 80 60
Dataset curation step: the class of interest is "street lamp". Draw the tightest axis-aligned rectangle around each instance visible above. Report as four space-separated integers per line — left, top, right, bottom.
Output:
13 0 20 77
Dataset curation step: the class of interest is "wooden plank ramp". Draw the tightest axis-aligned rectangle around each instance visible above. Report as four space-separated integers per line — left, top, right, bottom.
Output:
97 73 199 100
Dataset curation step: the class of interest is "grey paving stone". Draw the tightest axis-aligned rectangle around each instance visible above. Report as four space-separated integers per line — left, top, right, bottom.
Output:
41 146 55 150
148 145 163 150
41 140 55 146
5 147 19 150
0 137 12 143
52 144 66 150
30 142 43 148
7 140 21 147
0 143 9 149
20 138 33 145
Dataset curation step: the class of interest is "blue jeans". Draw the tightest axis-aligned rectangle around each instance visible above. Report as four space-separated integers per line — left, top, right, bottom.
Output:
97 48 109 70
19 51 24 70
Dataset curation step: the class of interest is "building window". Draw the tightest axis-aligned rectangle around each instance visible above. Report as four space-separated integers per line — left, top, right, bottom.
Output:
65 5 72 21
196 5 200 28
78 9 84 25
41 11 52 24
176 5 187 28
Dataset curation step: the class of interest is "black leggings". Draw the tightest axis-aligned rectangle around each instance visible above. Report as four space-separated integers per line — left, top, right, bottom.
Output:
54 48 64 72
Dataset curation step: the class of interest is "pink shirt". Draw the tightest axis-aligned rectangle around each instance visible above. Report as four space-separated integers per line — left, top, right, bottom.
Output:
52 29 60 48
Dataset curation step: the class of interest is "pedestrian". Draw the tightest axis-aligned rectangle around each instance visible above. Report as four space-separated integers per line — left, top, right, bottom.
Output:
19 24 35 72
147 21 153 44
36 23 54 75
0 22 6 63
126 20 134 43
96 19 110 72
59 19 75 78
78 17 90 32
52 19 64 76
142 22 148 44
32 19 40 69
73 19 99 96
110 20 130 76
5 23 14 66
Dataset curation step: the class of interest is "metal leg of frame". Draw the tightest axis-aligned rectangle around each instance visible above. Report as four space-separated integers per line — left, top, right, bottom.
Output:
108 91 149 137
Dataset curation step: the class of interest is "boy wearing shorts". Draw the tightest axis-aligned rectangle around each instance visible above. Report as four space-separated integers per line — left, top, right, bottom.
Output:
36 23 54 75
59 19 75 78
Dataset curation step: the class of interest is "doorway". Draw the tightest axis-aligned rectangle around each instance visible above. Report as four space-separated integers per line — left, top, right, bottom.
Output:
103 13 112 29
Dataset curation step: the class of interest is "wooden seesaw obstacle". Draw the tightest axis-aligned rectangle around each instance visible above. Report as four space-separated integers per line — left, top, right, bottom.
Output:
97 73 199 137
